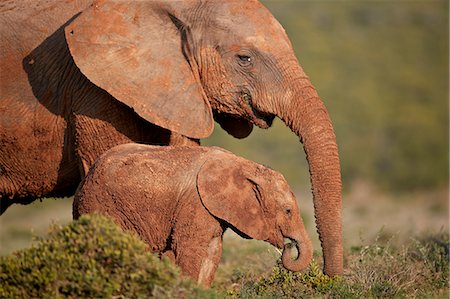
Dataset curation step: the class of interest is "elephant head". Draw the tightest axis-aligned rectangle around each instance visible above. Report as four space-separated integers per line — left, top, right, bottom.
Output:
197 154 313 272
65 0 342 276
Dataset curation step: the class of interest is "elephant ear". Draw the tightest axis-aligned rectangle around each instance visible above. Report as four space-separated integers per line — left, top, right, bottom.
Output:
65 0 213 139
197 155 269 240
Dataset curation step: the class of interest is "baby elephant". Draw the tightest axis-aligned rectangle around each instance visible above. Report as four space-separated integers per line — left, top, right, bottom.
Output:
73 144 312 287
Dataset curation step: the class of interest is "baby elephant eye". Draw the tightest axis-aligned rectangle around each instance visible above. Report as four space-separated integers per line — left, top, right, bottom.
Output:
285 208 292 216
237 55 252 66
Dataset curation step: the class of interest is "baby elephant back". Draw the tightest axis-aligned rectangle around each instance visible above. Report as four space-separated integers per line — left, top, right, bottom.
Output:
73 144 209 218
73 144 213 219
72 144 212 250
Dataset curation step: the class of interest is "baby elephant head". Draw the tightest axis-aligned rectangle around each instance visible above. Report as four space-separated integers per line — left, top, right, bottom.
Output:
197 152 313 272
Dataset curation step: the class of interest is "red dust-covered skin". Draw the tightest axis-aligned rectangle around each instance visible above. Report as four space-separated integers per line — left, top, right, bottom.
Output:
73 144 313 287
1 0 342 276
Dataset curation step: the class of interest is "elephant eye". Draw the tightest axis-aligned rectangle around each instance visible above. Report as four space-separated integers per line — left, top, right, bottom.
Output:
237 55 253 67
285 208 292 216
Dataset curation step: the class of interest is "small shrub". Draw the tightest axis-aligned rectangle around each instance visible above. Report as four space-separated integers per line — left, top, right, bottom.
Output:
0 214 216 299
238 260 354 298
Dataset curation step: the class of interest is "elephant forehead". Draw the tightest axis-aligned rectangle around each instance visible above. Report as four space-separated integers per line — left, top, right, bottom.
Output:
272 181 295 202
260 170 296 204
218 1 292 51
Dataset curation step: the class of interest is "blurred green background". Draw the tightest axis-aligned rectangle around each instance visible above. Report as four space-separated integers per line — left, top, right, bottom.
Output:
1 0 448 255
206 0 449 194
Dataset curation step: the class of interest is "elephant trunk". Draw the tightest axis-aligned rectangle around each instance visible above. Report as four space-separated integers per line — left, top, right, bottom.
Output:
282 233 313 272
275 71 343 277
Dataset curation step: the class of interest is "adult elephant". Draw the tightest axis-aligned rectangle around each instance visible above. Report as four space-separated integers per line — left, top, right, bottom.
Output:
0 0 342 276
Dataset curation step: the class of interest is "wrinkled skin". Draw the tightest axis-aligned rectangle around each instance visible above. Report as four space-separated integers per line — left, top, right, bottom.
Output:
0 0 342 276
73 144 313 287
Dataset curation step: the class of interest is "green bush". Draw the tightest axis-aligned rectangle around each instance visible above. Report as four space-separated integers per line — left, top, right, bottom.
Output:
238 260 355 299
0 214 215 299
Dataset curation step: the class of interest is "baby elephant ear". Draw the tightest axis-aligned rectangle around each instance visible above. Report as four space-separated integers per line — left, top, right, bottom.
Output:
65 0 213 139
197 156 269 241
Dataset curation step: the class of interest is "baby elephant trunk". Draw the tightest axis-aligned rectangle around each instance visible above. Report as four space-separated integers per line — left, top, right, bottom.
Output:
281 234 313 272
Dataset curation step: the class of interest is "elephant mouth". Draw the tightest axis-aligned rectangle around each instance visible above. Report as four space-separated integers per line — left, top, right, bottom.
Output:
238 89 275 129
249 107 275 129
283 237 299 258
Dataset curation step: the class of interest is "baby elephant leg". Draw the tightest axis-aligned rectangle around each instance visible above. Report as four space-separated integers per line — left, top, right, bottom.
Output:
161 250 175 263
198 236 223 286
175 235 223 287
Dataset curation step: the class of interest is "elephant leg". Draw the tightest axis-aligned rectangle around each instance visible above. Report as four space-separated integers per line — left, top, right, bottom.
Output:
174 235 223 287
72 116 200 175
72 88 202 175
161 250 176 263
72 113 133 176
0 100 79 212
197 236 223 286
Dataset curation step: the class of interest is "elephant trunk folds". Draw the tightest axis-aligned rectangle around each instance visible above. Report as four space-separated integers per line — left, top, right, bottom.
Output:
275 71 343 277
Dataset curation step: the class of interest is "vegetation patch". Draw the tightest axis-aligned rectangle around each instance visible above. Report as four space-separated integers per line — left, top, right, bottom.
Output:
0 214 214 299
225 231 449 298
1 215 447 298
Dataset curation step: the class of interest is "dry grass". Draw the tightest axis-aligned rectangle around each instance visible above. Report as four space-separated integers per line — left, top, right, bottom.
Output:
345 232 449 298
